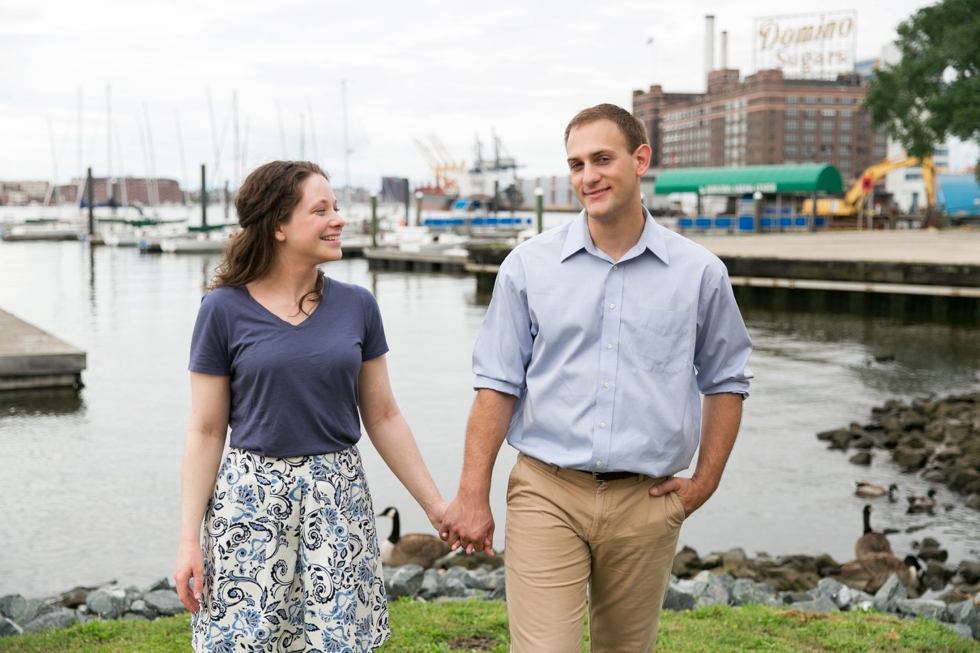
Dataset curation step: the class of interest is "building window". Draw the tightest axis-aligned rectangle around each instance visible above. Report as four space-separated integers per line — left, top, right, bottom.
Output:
822 109 836 117
821 144 834 155
786 109 798 117
785 120 798 130
803 120 816 131
821 133 835 143
803 134 816 143
786 96 799 104
784 145 797 156
840 110 852 118
840 121 852 132
786 133 798 143
839 145 851 156
803 145 816 156
839 159 851 169
804 109 817 118
874 134 887 144
821 121 835 131
840 97 854 105
804 96 818 104
856 146 869 156
823 97 836 105
874 146 887 158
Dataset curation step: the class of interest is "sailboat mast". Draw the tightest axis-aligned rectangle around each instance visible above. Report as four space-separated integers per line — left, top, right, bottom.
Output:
342 80 351 212
233 91 239 188
106 85 112 205
174 110 189 204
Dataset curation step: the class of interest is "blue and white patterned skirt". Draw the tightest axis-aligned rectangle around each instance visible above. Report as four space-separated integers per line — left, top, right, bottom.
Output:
192 446 389 653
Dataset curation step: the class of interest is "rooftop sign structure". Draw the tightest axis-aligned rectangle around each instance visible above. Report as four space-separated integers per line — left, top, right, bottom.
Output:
753 11 857 80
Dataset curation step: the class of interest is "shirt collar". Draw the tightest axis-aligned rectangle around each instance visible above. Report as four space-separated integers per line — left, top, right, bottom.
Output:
559 207 670 265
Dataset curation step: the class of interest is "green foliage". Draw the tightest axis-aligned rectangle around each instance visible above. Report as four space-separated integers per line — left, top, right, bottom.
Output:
864 0 980 178
0 602 977 652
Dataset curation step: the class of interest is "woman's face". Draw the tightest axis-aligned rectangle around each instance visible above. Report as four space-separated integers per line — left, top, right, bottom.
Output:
275 174 345 265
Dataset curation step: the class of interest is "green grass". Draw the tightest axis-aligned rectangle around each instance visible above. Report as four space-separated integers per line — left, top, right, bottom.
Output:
0 602 976 652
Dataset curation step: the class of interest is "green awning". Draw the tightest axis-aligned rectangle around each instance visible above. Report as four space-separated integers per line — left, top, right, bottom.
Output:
653 164 843 195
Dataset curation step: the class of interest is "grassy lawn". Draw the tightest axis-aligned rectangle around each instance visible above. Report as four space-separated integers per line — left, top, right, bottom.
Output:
0 601 976 652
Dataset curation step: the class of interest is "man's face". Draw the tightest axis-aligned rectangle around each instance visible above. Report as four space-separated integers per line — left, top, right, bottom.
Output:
566 119 649 222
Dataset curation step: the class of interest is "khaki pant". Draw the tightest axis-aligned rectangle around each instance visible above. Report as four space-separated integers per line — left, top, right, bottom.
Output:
504 453 685 653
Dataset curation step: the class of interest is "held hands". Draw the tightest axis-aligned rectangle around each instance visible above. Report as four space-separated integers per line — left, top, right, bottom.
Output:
174 538 205 614
649 476 715 518
439 491 495 556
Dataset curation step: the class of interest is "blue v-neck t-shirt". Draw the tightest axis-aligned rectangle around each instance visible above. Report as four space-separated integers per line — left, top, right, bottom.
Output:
188 279 389 457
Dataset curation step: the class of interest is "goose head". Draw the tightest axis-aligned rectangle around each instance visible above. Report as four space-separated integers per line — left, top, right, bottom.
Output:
904 555 923 579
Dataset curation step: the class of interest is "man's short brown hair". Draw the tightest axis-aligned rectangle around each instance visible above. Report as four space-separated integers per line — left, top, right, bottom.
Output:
564 104 649 154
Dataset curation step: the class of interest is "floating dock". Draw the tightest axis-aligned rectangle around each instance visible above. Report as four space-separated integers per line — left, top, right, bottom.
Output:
365 247 468 273
0 309 86 391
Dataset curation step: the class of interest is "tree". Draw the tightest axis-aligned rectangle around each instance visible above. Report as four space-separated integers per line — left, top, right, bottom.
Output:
864 0 980 182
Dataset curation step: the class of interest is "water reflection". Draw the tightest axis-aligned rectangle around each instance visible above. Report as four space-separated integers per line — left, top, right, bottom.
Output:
0 388 85 419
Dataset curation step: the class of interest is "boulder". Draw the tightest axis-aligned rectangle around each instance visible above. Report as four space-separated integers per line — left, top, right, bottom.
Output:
952 470 980 493
142 590 187 616
849 452 872 466
487 585 506 601
895 598 947 621
484 568 506 591
814 553 840 576
921 561 955 591
967 495 980 511
418 569 443 600
892 447 928 472
671 546 702 578
122 613 148 621
0 617 23 637
825 429 852 450
662 583 698 611
935 445 962 462
19 599 53 626
144 578 172 594
790 596 838 613
730 578 778 607
918 547 948 563
441 578 468 598
941 623 975 639
873 574 907 613
0 595 27 623
816 428 846 442
75 609 98 625
127 599 158 620
922 469 948 483
721 548 748 574
23 608 77 633
691 571 731 607
444 566 485 590
959 560 980 585
86 588 127 620
810 578 852 609
123 586 141 610
947 600 979 629
777 591 810 605
385 565 424 599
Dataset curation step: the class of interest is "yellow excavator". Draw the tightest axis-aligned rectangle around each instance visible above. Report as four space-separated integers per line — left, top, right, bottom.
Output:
802 155 937 218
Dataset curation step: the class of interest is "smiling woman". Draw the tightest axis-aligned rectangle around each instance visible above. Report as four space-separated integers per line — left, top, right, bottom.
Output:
173 160 448 652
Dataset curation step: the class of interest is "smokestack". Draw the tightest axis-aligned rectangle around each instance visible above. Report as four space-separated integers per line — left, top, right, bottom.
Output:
705 15 715 79
721 30 728 69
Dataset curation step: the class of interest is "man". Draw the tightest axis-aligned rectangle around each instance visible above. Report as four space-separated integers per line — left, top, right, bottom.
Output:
440 104 752 652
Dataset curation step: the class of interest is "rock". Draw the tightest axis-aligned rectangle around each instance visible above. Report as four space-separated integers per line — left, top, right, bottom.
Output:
826 429 852 450
959 560 980 585
142 590 187 616
128 599 157 620
444 566 485 590
790 596 839 613
849 452 872 466
721 548 748 574
849 589 875 609
487 585 506 601
967 495 980 511
700 554 722 569
691 571 731 607
918 547 948 563
777 591 810 605
19 599 53 625
920 537 940 549
814 553 840 576
0 617 23 637
671 546 701 578
463 589 485 599
811 578 852 609
122 613 148 621
935 446 962 462
484 568 506 591
662 583 698 611
441 578 468 598
144 578 172 594
53 586 89 609
922 469 948 483
892 447 928 472
921 561 955 591
816 427 845 442
895 598 947 621
86 588 127 620
952 469 980 493
873 574 907 613
418 569 443 600
123 586 141 610
385 565 424 599
730 578 778 607
947 599 980 639
23 608 77 633
0 595 27 622
75 609 98 625
941 623 975 639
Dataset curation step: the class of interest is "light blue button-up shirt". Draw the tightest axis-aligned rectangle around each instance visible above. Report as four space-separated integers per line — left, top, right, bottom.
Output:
472 209 753 478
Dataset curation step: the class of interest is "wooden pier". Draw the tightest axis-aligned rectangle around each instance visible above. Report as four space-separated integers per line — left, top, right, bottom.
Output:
0 309 86 391
364 247 468 273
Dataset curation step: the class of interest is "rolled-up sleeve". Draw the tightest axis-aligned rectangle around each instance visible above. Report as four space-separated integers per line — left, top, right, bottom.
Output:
693 260 753 396
473 253 533 398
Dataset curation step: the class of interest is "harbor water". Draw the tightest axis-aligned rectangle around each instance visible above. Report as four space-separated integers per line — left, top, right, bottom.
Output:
1 238 979 599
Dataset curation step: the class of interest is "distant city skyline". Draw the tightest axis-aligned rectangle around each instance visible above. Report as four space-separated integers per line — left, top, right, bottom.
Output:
2 0 976 191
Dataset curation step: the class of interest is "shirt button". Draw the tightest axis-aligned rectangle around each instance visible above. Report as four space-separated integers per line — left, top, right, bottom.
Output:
596 461 602 467
603 382 610 388
606 343 612 349
612 265 619 270
600 423 606 428
609 303 616 309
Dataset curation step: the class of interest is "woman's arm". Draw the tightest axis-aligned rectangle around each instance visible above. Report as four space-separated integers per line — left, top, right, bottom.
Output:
358 355 446 530
174 372 230 613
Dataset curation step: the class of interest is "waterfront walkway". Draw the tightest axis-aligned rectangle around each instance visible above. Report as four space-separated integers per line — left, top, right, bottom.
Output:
0 309 85 390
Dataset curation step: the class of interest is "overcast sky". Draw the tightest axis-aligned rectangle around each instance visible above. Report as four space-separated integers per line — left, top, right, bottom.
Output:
2 0 975 190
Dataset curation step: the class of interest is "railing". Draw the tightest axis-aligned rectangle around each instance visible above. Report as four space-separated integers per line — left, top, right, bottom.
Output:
678 215 826 233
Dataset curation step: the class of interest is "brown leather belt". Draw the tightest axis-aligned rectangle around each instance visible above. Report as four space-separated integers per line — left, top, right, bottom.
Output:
573 469 639 482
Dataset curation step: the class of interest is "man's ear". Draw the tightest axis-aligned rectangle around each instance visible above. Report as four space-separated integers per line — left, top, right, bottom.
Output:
634 143 652 177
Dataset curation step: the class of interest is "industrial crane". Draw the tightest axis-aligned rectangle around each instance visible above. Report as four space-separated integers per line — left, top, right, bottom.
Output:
803 155 938 218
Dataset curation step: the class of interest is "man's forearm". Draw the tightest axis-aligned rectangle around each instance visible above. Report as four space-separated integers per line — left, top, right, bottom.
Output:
459 388 518 496
691 392 743 492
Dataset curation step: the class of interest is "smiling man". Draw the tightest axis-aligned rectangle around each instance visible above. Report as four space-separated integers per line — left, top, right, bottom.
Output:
441 104 753 652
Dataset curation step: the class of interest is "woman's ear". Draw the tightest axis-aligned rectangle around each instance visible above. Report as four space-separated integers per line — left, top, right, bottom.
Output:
273 221 287 242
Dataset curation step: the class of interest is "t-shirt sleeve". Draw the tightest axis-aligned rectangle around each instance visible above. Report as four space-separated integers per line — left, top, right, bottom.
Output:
189 291 232 375
360 288 389 361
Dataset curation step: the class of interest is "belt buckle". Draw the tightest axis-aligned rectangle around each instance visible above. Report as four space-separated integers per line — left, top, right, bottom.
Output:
592 470 602 482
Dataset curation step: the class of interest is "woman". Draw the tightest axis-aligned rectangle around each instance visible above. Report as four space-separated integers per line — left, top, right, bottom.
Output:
174 161 446 652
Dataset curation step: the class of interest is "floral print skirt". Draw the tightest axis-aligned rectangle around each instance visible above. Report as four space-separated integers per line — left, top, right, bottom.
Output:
192 446 389 653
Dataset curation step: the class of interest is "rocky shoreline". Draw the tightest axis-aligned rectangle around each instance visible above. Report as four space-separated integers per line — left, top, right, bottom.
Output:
818 390 980 511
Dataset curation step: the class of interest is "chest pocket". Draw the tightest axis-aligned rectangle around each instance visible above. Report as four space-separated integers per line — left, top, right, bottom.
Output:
628 308 694 373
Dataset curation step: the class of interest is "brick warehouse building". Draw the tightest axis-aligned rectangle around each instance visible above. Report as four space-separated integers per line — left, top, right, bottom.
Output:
633 68 887 184
57 177 183 205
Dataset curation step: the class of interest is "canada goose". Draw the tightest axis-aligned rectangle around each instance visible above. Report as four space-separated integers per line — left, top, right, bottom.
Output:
854 481 898 500
831 553 922 594
906 489 937 514
377 506 451 569
855 504 893 558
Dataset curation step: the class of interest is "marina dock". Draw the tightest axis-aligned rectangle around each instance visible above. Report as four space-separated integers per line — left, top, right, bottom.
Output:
0 308 86 391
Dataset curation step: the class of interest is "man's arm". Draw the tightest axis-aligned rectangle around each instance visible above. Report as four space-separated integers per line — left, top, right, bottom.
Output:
649 392 742 515
440 388 518 554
